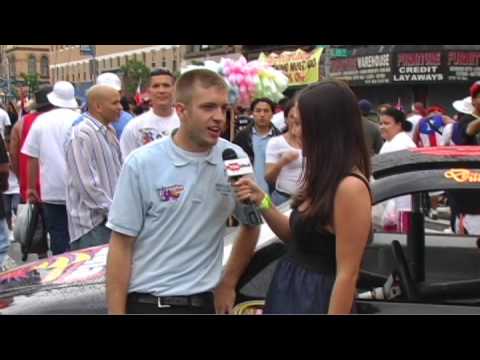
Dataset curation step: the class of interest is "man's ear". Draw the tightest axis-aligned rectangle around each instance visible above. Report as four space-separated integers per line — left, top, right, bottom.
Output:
175 102 187 120
92 101 100 113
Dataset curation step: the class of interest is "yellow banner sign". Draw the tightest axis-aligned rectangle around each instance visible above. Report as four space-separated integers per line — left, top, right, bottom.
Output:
259 48 323 86
445 169 480 183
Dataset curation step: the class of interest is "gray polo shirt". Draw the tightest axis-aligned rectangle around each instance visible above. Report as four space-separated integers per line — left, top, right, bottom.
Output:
107 136 251 296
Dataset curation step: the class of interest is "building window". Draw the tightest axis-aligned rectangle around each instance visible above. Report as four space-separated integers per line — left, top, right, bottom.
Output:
117 57 120 67
124 55 128 64
172 59 177 73
102 59 106 69
28 55 37 74
152 62 156 68
60 67 64 80
8 56 15 78
162 58 166 68
72 74 75 82
142 52 146 64
56 67 59 79
40 56 49 77
110 58 113 68
84 72 86 81
133 53 137 61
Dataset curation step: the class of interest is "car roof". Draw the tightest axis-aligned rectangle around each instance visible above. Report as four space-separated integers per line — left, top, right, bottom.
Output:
372 147 480 180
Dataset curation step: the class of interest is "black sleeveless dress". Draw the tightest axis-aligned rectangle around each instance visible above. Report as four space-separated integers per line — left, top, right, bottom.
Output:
263 174 370 314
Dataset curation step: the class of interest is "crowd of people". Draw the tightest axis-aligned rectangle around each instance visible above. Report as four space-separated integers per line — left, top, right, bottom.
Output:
0 68 479 314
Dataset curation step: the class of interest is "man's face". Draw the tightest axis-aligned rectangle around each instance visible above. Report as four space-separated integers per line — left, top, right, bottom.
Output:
253 101 273 128
176 86 229 150
97 91 122 123
148 75 175 108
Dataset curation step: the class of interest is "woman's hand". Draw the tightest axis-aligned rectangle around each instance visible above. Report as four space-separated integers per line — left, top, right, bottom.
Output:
233 177 267 206
280 151 300 166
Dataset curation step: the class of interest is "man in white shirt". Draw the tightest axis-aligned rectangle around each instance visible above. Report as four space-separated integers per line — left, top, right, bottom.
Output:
21 81 79 255
0 105 12 140
120 69 180 158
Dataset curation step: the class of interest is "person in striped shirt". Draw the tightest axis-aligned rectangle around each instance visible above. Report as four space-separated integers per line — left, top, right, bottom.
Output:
65 85 123 250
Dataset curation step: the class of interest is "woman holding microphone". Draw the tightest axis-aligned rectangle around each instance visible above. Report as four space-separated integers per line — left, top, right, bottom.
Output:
234 80 372 314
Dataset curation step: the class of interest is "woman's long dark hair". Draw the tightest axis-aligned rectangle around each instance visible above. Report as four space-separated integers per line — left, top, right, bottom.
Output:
292 79 371 227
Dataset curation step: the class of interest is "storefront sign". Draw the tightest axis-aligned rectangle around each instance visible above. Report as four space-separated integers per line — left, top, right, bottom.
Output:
329 53 392 86
259 48 323 86
392 52 444 82
330 49 480 86
446 51 480 81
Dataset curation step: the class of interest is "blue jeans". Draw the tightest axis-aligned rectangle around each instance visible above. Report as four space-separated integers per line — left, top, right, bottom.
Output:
0 218 9 266
42 203 70 255
4 194 21 229
71 223 111 251
271 190 291 206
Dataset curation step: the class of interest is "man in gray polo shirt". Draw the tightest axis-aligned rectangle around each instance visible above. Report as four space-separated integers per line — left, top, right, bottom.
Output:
106 69 261 314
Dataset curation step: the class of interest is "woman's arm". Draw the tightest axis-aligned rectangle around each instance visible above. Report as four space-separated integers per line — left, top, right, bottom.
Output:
265 151 299 186
328 176 371 315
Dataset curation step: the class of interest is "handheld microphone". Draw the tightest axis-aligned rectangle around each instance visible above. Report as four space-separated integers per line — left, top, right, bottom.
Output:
222 148 263 226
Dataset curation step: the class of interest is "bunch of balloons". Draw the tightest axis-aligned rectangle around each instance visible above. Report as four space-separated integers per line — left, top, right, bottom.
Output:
181 56 289 106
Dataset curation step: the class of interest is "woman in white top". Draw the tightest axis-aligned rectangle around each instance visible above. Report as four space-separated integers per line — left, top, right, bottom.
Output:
265 100 303 205
379 108 417 228
379 107 417 155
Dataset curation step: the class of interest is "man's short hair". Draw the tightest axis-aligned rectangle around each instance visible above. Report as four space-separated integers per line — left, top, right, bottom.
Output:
250 97 276 113
176 69 228 105
148 68 176 85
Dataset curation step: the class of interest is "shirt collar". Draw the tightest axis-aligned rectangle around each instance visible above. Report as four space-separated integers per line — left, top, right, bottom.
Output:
83 113 114 136
252 126 274 138
167 137 219 167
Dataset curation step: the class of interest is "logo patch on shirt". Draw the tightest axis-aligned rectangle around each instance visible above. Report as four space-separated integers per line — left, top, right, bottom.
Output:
159 185 185 202
140 128 170 145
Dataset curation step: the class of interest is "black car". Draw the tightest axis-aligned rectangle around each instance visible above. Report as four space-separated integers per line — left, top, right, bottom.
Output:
1 146 480 314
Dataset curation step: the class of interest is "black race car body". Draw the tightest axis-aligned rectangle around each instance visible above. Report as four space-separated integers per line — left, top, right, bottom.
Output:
1 146 480 314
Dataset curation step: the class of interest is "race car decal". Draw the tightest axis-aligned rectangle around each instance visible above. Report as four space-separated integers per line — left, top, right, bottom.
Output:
445 169 480 183
0 245 108 293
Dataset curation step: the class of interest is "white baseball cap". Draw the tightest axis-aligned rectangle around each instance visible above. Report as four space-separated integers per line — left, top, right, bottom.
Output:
453 97 474 115
96 72 122 91
47 81 78 109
